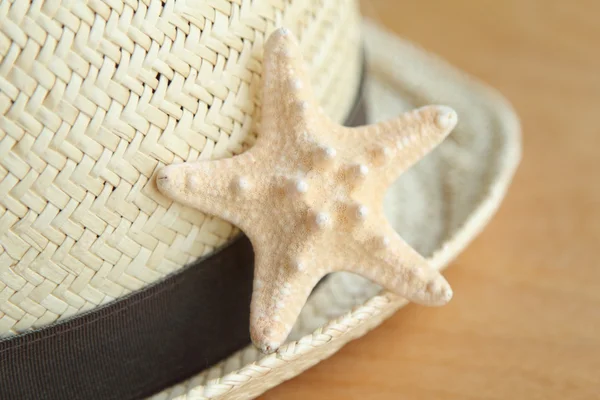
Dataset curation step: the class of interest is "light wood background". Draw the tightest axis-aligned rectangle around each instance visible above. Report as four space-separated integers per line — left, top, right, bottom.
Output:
262 0 600 398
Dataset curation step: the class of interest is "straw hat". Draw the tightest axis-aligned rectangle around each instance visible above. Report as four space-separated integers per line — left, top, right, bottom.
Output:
0 1 520 399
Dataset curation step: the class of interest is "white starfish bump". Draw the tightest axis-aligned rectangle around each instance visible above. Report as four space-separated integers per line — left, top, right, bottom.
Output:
156 27 458 353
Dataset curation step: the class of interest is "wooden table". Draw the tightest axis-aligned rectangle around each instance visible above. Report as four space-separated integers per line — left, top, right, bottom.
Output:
262 1 600 398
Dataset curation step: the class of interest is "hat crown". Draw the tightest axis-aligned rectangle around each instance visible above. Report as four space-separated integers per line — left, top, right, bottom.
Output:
0 0 362 336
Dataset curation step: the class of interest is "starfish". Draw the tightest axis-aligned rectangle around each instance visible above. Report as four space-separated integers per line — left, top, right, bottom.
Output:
156 28 457 353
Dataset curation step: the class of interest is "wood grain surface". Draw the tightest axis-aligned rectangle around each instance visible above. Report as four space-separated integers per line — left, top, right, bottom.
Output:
261 1 600 399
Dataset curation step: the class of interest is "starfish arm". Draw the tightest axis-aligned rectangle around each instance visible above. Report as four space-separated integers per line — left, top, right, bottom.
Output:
349 222 453 306
334 105 458 184
258 28 317 145
249 242 323 353
155 152 260 228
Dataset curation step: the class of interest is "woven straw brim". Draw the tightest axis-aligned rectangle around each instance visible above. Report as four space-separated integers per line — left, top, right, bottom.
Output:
150 21 522 400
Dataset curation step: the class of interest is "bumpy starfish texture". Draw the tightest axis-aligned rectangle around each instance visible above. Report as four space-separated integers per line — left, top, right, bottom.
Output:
156 28 458 353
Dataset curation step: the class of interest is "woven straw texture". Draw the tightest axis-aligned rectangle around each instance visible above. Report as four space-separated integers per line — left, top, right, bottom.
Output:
0 0 362 335
149 21 521 399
